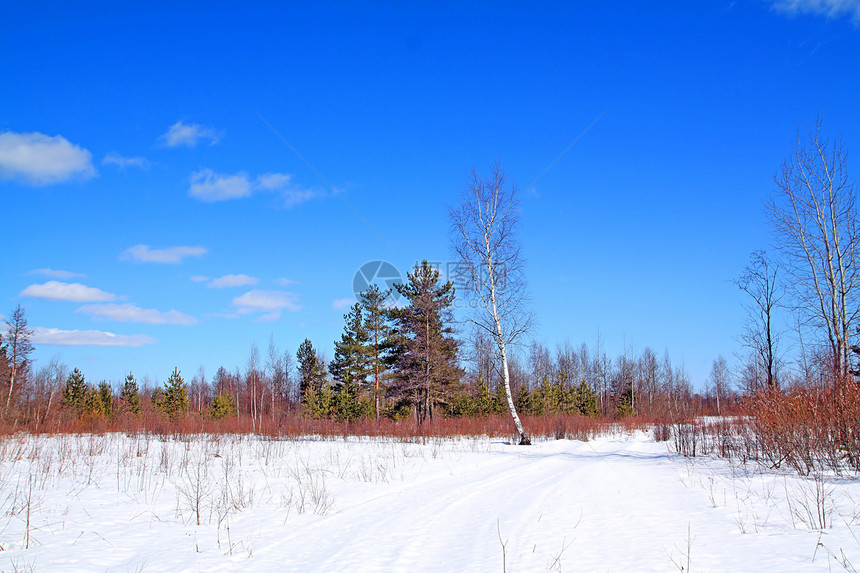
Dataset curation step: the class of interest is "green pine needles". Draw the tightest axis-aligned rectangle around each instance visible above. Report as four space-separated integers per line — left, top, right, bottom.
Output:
157 367 189 419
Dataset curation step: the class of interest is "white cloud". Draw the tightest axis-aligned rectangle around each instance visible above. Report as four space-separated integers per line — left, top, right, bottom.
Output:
76 303 198 326
282 188 319 208
274 278 297 286
103 152 149 169
190 275 209 283
207 274 259 288
120 244 207 264
233 289 301 321
771 0 860 21
256 172 292 191
28 268 85 280
0 131 95 185
32 327 157 347
20 281 117 302
189 168 253 202
332 297 356 310
159 121 220 147
256 172 320 208
188 168 320 207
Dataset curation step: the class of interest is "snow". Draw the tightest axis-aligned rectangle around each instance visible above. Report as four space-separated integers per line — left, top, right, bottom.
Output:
1 429 859 572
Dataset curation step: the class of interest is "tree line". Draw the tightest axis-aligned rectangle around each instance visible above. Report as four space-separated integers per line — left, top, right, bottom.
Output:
0 298 726 430
1 119 857 442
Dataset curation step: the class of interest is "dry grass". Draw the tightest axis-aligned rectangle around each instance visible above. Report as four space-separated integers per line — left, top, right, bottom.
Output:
0 412 657 443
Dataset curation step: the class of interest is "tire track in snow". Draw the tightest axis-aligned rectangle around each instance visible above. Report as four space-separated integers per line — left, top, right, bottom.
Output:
266 437 674 572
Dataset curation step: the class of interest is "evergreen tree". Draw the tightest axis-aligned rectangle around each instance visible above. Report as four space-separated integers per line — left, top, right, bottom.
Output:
210 393 235 420
329 303 373 389
119 373 141 416
542 376 565 415
158 367 189 419
97 381 114 421
62 368 88 418
474 376 496 417
297 339 327 399
359 284 395 419
84 386 105 419
448 389 477 417
302 381 332 419
493 381 508 415
571 380 599 417
389 261 463 423
332 373 368 422
515 384 535 416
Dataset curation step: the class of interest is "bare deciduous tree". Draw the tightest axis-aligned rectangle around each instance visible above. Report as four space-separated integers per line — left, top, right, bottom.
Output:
709 355 729 415
638 347 659 417
736 250 782 390
267 335 281 422
3 305 34 418
246 343 261 431
769 119 859 384
451 164 533 445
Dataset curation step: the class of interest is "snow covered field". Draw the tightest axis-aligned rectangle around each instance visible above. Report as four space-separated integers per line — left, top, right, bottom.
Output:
1 429 859 572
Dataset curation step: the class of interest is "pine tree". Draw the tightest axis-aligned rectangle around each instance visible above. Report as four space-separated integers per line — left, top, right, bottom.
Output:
62 368 88 418
515 384 535 416
493 381 508 415
329 303 373 390
359 284 395 419
543 377 565 415
448 389 477 417
302 382 332 419
158 367 189 419
389 261 463 423
97 381 114 421
572 380 599 417
332 373 367 422
297 339 327 399
119 373 141 416
210 393 235 420
84 386 105 419
474 376 496 417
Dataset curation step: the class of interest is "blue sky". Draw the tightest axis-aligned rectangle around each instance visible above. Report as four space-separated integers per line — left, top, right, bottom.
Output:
2 1 859 388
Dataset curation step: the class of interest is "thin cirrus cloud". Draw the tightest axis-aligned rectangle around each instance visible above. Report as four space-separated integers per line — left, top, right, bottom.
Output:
189 168 320 207
0 131 96 185
27 268 86 280
770 0 860 21
120 244 207 264
76 303 198 326
32 327 157 347
159 121 220 147
102 152 150 170
232 289 301 322
19 281 117 302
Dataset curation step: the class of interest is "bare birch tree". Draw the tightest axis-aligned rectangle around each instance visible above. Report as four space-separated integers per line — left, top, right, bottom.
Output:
451 164 533 445
246 343 261 432
709 355 729 416
736 250 782 390
768 119 859 384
